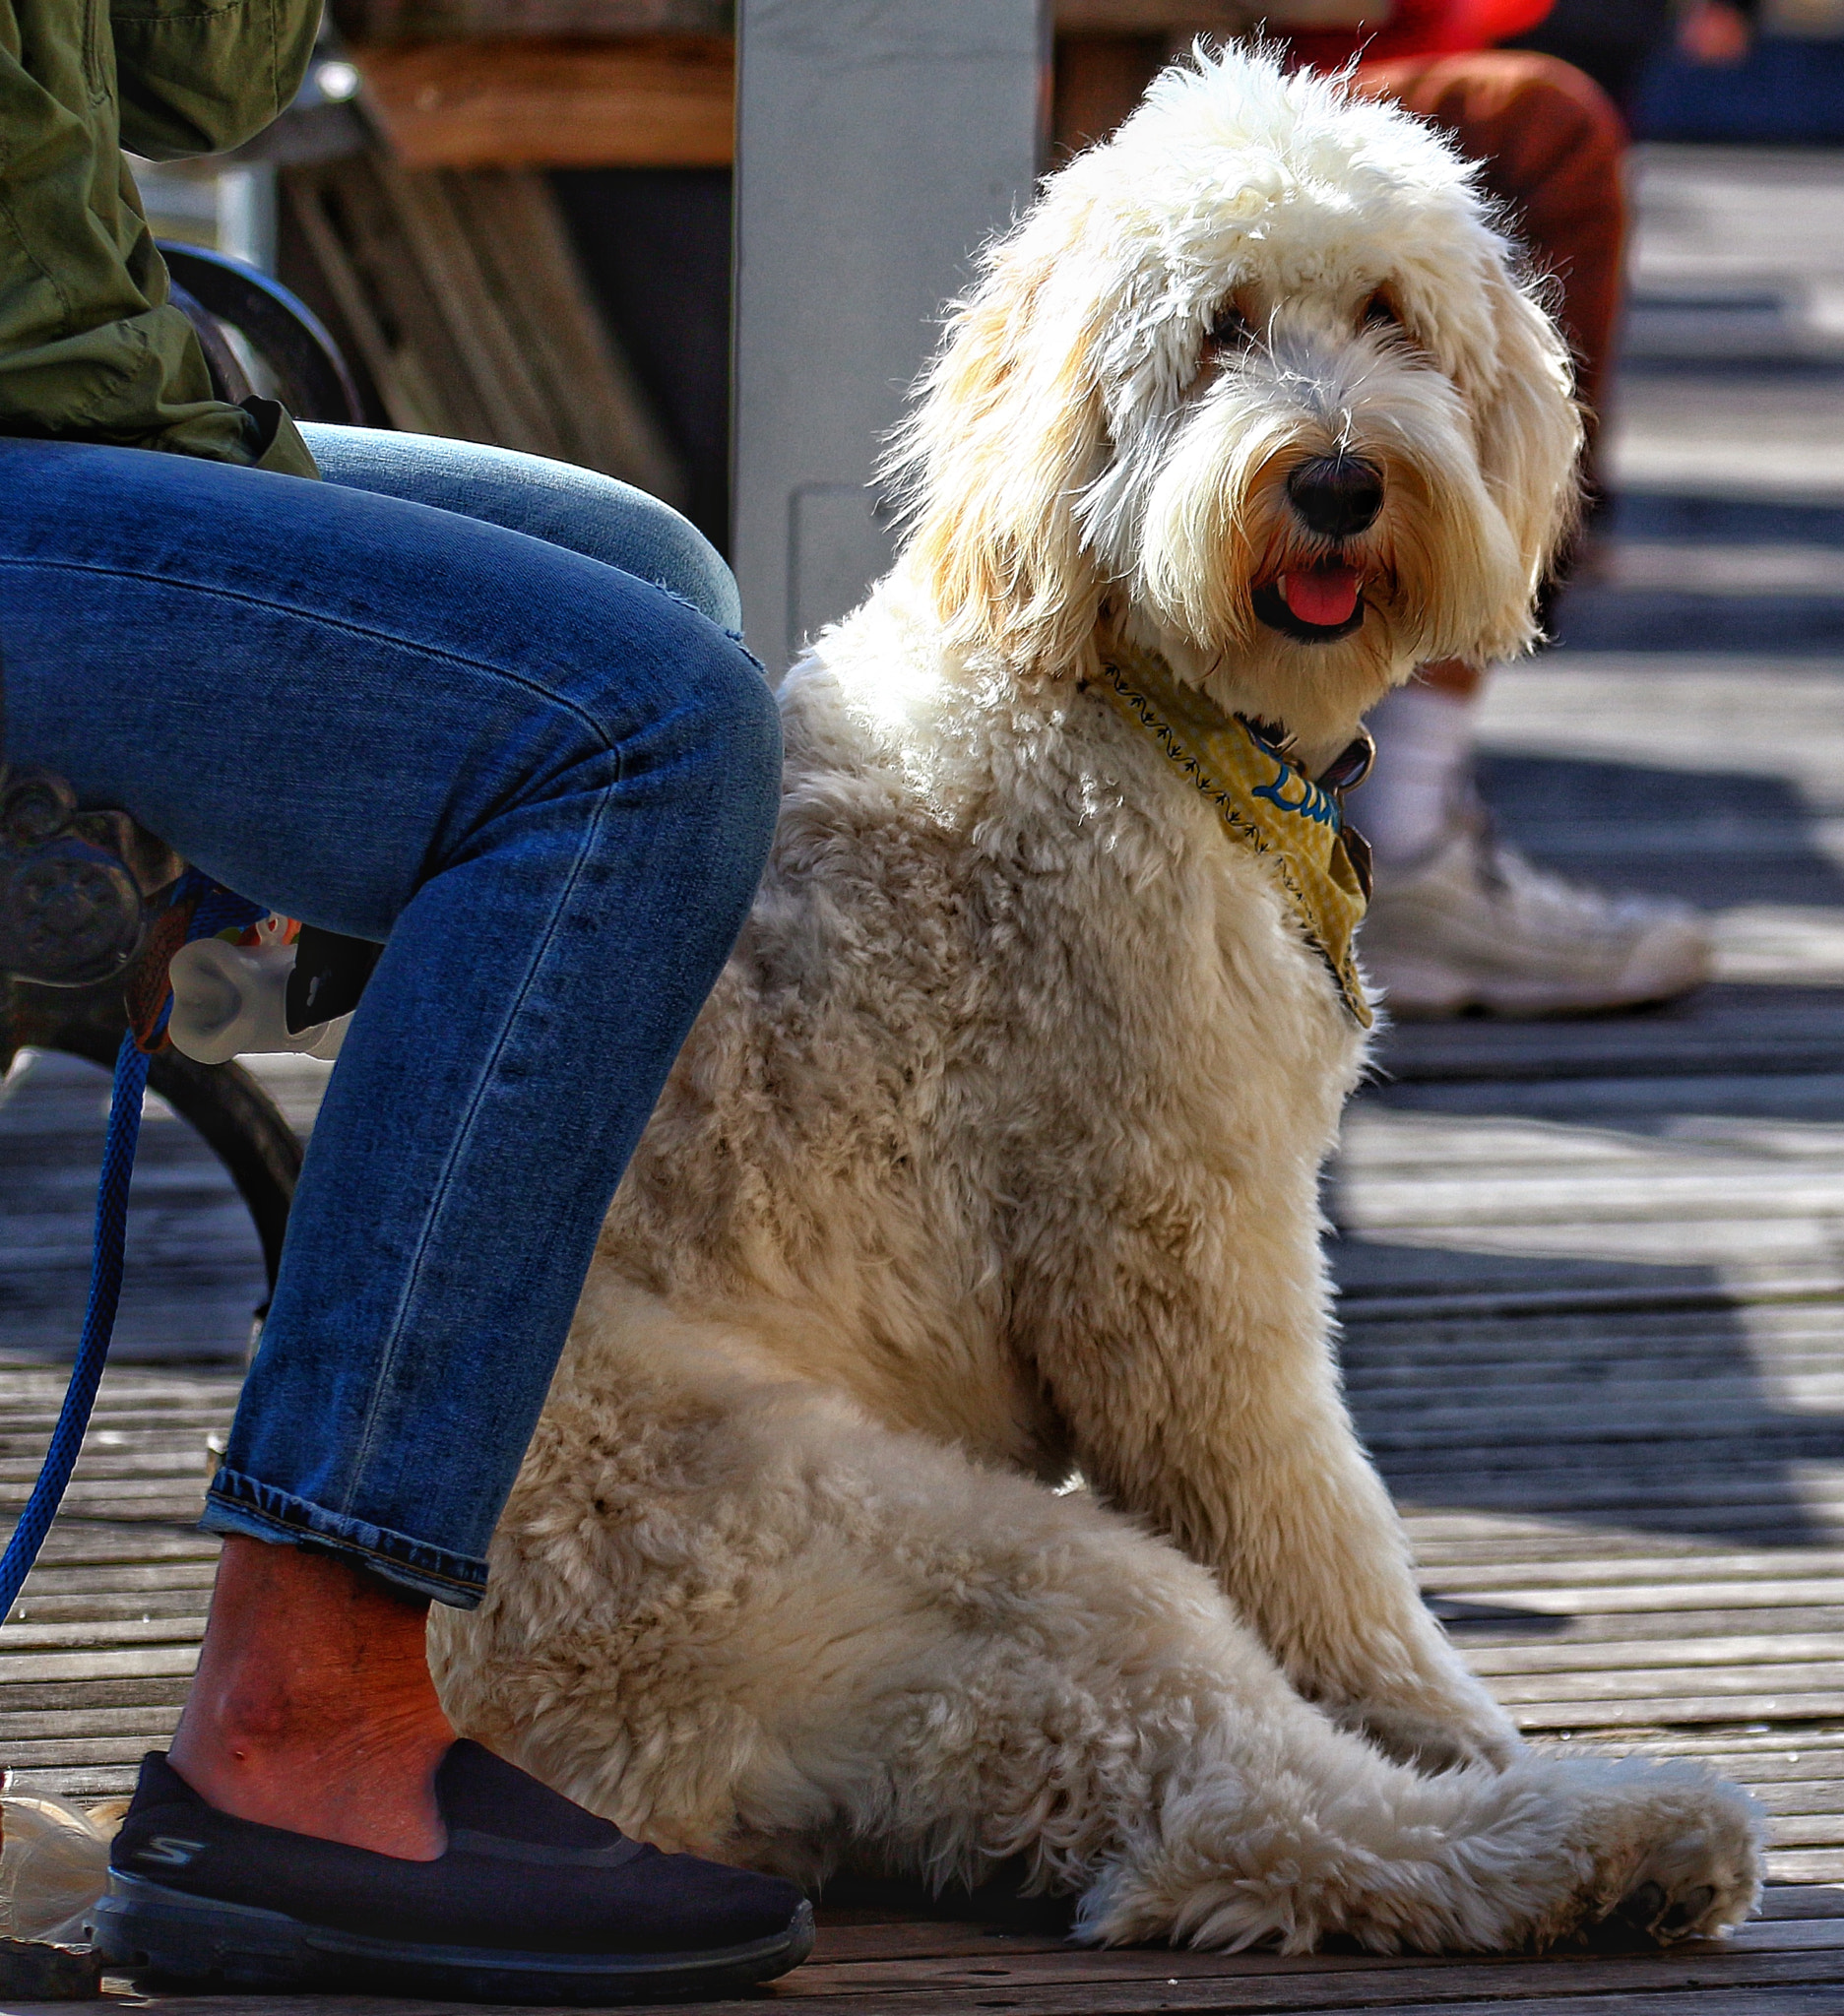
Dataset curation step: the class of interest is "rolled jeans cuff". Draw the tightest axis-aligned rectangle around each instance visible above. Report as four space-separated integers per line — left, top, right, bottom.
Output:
201 1466 488 1608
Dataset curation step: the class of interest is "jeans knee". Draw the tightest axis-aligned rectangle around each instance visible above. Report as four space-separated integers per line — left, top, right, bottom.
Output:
574 620 780 890
681 634 783 869
640 513 745 638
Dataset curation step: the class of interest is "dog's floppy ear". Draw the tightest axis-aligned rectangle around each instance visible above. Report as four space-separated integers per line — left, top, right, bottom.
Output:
886 199 1110 680
1466 259 1584 651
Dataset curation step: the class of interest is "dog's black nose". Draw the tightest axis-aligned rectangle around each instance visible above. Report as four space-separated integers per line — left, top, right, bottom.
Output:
1285 455 1384 539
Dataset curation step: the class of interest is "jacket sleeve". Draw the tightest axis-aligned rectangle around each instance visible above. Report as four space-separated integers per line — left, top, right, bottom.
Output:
111 0 319 159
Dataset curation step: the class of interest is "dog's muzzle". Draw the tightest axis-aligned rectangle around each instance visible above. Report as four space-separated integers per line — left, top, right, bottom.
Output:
1251 455 1383 644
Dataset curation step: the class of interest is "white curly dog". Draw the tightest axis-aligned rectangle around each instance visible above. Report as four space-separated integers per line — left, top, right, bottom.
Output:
431 45 1763 1954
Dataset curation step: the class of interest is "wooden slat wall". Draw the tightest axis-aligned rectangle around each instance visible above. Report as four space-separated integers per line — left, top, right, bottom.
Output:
280 155 685 500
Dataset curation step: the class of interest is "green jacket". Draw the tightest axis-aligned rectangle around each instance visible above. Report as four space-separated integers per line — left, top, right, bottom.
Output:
0 0 319 473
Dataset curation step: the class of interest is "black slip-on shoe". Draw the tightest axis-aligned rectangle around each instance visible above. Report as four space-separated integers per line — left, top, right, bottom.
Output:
94 1745 813 2004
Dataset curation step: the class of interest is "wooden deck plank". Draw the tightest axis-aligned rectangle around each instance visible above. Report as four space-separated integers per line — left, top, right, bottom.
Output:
15 1926 1844 2016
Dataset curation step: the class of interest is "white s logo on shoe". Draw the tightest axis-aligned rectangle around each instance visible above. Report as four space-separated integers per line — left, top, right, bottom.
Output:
138 1836 207 1866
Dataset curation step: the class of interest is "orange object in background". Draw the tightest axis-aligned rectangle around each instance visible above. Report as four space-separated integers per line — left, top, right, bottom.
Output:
1286 0 1557 67
1448 0 1559 47
1274 0 1624 461
1351 49 1627 423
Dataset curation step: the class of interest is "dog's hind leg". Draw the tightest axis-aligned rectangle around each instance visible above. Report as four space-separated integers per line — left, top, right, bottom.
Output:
1082 1702 1762 1955
426 1293 1274 1890
427 1295 1758 1955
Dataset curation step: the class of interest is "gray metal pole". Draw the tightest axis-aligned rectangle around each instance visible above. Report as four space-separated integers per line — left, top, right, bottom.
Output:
731 0 1050 673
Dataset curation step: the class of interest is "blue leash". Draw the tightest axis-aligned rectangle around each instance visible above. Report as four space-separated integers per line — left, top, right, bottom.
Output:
0 873 269 1619
0 1030 152 1614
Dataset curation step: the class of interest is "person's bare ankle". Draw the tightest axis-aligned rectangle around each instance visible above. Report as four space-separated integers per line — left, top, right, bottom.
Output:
168 1538 455 1860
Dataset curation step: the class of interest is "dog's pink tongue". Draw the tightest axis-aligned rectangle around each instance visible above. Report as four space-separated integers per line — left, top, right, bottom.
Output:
1280 565 1361 627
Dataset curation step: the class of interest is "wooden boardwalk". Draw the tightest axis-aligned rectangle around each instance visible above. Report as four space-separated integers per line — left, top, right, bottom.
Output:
11 144 1844 2012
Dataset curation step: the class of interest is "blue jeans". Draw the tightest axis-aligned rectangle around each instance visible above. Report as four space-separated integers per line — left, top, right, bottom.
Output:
2 426 780 1606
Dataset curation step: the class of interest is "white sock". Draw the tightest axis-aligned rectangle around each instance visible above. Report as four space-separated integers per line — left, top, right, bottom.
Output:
1353 679 1477 870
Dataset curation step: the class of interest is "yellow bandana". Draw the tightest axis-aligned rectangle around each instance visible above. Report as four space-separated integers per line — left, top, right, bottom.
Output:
1092 645 1374 1029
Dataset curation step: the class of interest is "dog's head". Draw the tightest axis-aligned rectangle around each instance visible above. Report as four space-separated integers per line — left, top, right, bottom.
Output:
888 44 1583 764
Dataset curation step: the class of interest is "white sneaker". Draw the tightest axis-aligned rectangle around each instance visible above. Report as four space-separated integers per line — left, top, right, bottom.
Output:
1359 820 1712 1019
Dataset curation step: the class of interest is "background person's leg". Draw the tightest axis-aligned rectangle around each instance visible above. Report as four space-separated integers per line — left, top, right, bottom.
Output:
1350 47 1625 827
1344 53 1709 1015
1352 50 1628 429
0 436 780 1847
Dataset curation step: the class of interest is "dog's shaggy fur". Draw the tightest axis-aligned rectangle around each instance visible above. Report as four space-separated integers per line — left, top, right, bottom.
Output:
430 47 1764 1952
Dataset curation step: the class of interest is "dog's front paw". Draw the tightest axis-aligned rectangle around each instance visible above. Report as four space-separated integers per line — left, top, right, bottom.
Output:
1326 1655 1522 1774
1299 1617 1526 1775
1338 1693 1522 1774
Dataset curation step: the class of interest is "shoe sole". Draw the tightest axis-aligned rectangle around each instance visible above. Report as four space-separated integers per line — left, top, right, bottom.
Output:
1369 953 1711 1021
1367 916 1713 1021
93 1870 816 2004
1383 981 1691 1021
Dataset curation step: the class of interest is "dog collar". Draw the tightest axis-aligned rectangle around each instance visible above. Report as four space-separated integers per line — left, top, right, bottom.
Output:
1091 646 1373 1029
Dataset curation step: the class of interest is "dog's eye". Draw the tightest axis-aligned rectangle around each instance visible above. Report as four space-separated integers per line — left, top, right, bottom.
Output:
1362 291 1401 334
1206 303 1255 352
